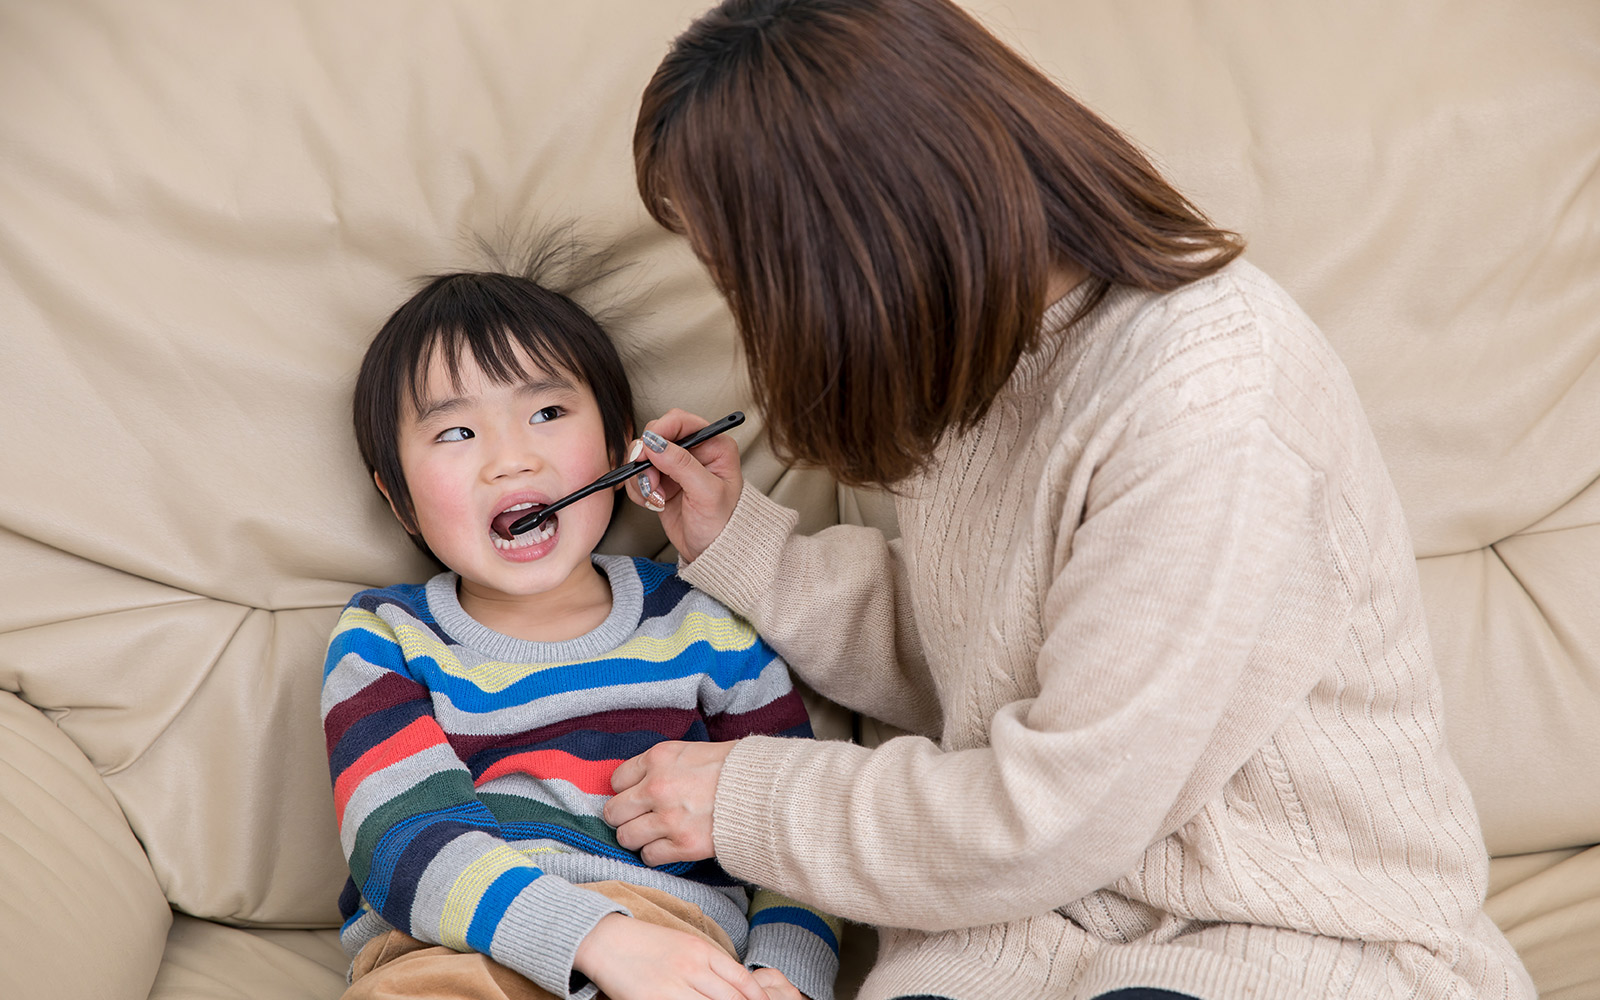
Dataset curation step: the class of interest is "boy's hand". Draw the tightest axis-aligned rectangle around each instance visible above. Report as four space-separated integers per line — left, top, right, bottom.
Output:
574 913 765 1000
751 966 807 1000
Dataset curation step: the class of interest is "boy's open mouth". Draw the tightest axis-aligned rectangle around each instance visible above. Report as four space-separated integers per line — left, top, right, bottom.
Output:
490 502 555 546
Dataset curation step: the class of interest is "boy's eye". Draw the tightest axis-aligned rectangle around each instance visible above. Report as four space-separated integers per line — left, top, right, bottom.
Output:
530 406 562 425
436 426 474 443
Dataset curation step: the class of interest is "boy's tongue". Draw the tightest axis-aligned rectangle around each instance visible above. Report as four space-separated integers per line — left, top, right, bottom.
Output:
491 505 546 540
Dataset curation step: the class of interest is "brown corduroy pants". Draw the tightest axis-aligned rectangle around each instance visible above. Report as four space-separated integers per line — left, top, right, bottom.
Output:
342 880 739 1000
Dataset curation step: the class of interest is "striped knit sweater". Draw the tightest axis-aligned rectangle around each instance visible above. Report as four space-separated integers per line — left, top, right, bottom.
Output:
321 553 841 1000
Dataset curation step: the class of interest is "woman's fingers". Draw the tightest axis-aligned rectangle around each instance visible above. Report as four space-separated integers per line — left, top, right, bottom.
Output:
623 408 745 562
636 410 736 503
602 741 732 863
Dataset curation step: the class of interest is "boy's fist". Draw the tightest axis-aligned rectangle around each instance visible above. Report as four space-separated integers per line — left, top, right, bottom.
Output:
573 913 764 1000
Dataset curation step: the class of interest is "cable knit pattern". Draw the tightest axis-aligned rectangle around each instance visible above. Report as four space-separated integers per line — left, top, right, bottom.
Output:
681 261 1534 1000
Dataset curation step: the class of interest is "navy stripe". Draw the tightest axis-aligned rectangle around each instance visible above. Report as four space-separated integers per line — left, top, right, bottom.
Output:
750 905 840 955
330 699 433 776
467 726 686 777
368 803 501 919
338 876 362 921
640 572 693 620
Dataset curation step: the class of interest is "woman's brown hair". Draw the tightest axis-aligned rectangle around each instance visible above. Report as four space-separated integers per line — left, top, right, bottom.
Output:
635 0 1243 487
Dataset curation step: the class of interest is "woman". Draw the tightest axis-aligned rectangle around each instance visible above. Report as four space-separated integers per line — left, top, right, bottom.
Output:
604 1 1534 998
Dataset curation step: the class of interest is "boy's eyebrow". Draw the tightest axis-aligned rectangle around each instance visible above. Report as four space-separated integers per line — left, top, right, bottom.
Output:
413 371 577 424
516 372 577 397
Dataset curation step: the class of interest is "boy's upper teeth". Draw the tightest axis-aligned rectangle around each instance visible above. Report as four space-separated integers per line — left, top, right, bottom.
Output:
504 502 534 512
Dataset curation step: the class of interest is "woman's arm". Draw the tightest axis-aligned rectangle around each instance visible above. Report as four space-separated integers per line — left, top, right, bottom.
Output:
682 484 941 736
625 412 1338 930
629 410 941 736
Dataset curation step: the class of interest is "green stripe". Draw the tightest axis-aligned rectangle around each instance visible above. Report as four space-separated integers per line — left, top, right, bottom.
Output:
350 771 480 885
478 793 626 852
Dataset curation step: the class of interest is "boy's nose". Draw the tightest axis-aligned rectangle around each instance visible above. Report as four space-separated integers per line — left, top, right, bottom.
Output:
484 433 544 479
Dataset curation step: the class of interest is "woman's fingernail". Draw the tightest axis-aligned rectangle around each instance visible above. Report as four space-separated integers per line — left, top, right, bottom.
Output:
626 439 643 463
636 472 654 499
641 430 668 453
645 492 666 512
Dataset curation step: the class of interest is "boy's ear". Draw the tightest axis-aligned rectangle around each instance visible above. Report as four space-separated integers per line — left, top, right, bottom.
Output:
372 471 417 534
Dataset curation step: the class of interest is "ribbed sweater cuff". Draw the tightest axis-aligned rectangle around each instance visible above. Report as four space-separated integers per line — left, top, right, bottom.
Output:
746 920 840 1000
678 482 798 617
491 876 631 1000
711 735 812 889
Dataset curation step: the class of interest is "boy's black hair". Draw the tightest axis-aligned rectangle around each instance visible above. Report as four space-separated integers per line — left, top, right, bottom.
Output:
353 270 635 555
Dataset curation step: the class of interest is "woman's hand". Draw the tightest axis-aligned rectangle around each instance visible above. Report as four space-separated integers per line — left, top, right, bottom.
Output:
574 913 767 1000
604 740 735 866
624 408 743 563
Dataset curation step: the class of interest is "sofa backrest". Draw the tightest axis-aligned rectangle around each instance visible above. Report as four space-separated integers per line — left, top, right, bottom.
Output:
1 0 1595 927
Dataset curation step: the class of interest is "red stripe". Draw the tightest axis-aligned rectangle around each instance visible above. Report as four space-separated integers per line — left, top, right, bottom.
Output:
333 716 446 823
474 748 621 797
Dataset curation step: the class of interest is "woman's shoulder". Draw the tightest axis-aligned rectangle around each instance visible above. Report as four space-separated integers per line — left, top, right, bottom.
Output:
1084 259 1361 459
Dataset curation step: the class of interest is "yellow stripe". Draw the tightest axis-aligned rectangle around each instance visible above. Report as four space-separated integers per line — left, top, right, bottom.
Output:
426 611 761 694
748 889 844 936
437 845 532 950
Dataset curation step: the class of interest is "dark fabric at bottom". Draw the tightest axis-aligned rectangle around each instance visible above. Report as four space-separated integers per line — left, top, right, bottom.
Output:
889 989 1202 1000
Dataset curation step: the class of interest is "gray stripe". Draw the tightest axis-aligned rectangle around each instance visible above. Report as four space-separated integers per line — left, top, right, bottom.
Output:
340 745 471 856
705 657 795 716
321 651 396 719
407 828 520 939
430 672 705 734
529 850 750 954
746 920 841 1000
491 874 631 999
425 553 643 663
477 773 612 817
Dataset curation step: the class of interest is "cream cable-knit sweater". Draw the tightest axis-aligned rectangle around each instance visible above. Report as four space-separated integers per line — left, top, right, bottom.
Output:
679 261 1533 1000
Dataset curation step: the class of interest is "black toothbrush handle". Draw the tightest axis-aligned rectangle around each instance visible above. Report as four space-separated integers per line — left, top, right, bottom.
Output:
507 411 745 535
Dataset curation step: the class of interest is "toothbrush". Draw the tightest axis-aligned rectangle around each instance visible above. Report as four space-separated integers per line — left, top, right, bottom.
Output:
499 411 746 538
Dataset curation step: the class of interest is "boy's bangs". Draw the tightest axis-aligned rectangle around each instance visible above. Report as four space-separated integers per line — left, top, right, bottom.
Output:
405 313 584 417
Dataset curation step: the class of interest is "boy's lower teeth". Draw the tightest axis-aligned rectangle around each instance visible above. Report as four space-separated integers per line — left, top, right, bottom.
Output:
492 516 556 549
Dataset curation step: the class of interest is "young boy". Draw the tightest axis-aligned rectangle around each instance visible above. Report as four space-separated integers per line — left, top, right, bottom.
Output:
323 270 839 1000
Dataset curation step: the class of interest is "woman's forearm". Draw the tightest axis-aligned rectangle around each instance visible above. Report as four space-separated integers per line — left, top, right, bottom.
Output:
680 482 943 736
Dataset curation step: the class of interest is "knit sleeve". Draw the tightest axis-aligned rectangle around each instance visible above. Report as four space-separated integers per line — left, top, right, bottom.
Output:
680 483 943 737
321 600 628 999
708 416 1334 930
744 888 843 1000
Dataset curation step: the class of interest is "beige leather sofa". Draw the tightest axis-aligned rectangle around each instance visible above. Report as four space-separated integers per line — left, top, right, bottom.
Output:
2 2 1596 997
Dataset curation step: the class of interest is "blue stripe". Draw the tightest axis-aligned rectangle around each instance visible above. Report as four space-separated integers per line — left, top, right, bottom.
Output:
465 866 542 953
428 641 774 713
366 801 500 915
749 906 840 955
631 557 677 597
326 625 428 681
